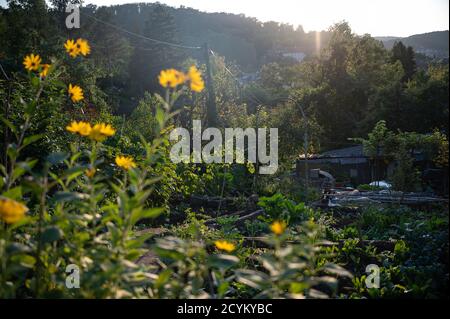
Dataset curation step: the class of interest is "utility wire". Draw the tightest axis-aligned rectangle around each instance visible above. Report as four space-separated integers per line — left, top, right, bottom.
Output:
210 50 265 106
83 11 202 50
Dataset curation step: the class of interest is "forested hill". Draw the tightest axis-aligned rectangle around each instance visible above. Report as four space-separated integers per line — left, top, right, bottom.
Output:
90 3 449 71
377 31 449 58
88 2 331 72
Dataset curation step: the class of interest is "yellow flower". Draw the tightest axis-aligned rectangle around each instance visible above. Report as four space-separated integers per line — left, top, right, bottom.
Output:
68 84 84 102
64 39 79 58
187 65 205 92
270 221 287 236
23 54 42 71
89 123 116 142
66 121 92 136
0 197 28 224
76 38 91 56
214 240 235 253
115 155 136 170
158 69 186 88
39 64 50 78
85 168 96 178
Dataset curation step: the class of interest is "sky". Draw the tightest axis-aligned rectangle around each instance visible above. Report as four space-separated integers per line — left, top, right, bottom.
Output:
0 0 448 37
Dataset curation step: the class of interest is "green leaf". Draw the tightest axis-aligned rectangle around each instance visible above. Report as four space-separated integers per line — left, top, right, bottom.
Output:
155 107 165 129
31 76 40 87
7 143 19 161
22 134 44 148
46 152 69 165
217 282 230 297
8 216 31 230
52 191 89 203
0 116 18 136
2 186 22 201
130 207 164 226
208 254 239 269
25 100 37 114
12 160 38 181
141 207 164 219
41 226 64 244
155 269 172 289
125 249 142 261
127 233 153 249
59 166 85 183
0 163 6 176
11 254 36 268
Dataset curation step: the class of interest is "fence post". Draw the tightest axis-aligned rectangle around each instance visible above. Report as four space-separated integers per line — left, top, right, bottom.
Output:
203 43 217 127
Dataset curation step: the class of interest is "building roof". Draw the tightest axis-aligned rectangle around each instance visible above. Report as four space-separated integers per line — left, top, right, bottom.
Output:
320 145 364 157
298 143 428 165
299 145 368 165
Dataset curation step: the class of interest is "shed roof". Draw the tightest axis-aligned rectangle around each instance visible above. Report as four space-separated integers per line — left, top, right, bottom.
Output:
320 145 364 157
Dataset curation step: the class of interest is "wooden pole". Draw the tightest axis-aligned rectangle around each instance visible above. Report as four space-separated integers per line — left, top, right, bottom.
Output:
203 43 218 127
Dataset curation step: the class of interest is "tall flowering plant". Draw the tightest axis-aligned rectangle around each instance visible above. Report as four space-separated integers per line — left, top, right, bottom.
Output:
0 39 208 297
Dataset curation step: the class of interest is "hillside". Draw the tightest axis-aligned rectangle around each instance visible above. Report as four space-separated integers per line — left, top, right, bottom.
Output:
87 3 332 72
94 3 449 70
378 31 449 58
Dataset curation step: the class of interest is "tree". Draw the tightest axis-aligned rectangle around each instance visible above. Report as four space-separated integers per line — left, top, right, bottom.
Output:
358 121 448 192
127 4 184 97
1 0 56 70
391 41 417 82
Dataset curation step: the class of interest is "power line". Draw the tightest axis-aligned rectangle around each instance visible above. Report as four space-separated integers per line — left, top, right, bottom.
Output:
83 11 202 50
210 50 239 81
210 50 265 106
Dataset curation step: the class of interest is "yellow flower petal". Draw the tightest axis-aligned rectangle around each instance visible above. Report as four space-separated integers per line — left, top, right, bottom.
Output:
64 39 79 58
76 38 91 56
66 121 92 136
115 155 136 170
89 123 116 142
158 69 186 88
270 221 287 235
214 240 235 252
68 84 84 102
23 54 42 71
85 168 96 178
40 64 50 78
187 65 204 92
0 197 28 224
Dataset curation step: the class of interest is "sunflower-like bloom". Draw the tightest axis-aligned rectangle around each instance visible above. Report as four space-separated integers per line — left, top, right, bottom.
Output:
0 197 28 224
270 221 287 235
76 38 91 56
64 39 79 58
89 123 116 142
214 240 236 253
187 65 205 92
68 84 84 102
115 155 136 170
40 64 50 78
66 121 92 136
23 54 42 71
158 69 186 88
